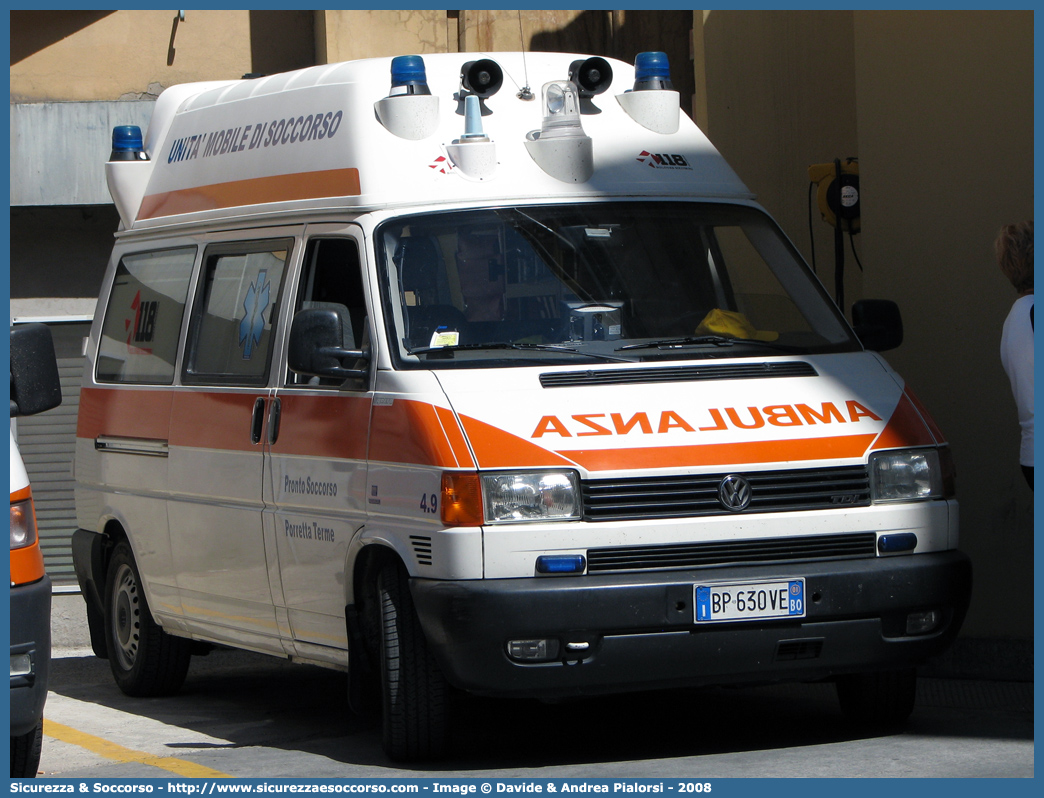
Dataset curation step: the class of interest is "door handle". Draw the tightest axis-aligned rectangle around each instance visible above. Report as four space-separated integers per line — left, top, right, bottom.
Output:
250 397 265 444
267 397 281 445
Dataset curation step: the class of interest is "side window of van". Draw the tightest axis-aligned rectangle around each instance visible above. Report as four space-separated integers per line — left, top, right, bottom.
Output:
288 237 367 387
183 240 292 386
96 247 196 384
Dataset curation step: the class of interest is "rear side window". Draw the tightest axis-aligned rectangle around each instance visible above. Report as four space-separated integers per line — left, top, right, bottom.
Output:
183 239 292 386
96 247 196 384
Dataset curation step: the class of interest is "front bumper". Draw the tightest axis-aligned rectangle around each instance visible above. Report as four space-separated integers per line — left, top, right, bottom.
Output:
10 574 51 737
411 551 971 698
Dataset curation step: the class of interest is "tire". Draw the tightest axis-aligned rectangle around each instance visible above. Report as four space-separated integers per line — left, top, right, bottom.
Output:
376 561 449 761
104 541 191 697
836 668 917 727
10 722 42 778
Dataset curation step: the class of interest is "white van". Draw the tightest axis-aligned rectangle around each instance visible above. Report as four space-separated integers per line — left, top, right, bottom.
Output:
11 323 63 777
72 52 972 760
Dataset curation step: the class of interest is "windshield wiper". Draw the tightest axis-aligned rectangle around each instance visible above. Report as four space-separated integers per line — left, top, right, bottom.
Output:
408 342 634 362
616 335 736 351
617 335 798 353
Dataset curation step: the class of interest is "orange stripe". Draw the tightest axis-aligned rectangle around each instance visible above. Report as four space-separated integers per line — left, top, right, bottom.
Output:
459 414 578 469
137 168 361 220
435 405 476 469
77 387 173 441
559 434 879 472
369 400 461 468
170 391 262 452
870 391 936 451
269 394 370 460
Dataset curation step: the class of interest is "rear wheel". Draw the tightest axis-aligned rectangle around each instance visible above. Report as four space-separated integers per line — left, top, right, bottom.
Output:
104 541 191 697
376 561 449 761
836 668 917 727
10 722 43 778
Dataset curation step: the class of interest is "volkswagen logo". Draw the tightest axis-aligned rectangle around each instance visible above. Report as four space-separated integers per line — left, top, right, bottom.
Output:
718 474 752 512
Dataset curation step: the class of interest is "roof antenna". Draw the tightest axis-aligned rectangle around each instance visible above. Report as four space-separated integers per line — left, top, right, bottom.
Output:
516 11 534 100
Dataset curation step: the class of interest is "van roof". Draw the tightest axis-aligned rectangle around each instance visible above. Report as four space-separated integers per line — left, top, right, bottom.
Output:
107 52 752 231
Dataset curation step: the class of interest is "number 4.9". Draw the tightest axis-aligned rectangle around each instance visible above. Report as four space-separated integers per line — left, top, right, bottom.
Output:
419 493 438 514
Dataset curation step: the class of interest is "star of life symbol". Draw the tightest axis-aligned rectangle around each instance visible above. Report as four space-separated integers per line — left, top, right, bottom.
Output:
429 155 453 174
239 269 270 359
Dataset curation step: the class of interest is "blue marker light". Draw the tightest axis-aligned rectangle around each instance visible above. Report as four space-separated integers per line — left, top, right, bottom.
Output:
390 55 431 96
878 532 918 554
536 555 586 574
633 51 673 91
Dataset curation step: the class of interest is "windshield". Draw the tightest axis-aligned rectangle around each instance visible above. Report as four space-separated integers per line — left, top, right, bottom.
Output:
377 202 858 367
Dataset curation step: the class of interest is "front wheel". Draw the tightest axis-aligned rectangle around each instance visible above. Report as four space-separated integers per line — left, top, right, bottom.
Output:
836 668 917 727
11 723 43 778
104 541 191 697
376 561 449 761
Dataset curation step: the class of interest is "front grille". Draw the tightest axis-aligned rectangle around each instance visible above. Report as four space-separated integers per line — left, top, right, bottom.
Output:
587 532 877 573
582 465 870 522
540 361 817 388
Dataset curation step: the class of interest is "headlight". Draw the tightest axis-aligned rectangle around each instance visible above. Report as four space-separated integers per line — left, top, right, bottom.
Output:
869 448 953 502
10 498 37 550
482 471 581 523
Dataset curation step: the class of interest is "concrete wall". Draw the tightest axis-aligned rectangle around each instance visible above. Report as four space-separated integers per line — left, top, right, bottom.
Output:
317 10 455 63
851 11 1033 638
698 9 1034 641
10 10 315 101
698 10 861 295
10 102 155 206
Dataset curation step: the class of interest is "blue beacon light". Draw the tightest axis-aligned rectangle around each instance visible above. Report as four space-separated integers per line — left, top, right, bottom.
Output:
110 125 147 161
633 51 674 91
390 55 431 96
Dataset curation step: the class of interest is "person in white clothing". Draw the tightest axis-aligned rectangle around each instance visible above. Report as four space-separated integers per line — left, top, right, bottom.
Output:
996 221 1034 489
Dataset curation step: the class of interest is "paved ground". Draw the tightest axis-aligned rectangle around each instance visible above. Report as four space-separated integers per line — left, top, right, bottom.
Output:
34 592 1033 780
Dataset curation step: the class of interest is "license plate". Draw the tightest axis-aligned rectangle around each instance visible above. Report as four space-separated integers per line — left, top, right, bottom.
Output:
694 578 805 623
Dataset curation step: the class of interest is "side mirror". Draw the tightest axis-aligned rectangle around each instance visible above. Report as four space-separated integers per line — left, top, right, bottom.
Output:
287 308 369 381
10 323 63 418
852 299 903 352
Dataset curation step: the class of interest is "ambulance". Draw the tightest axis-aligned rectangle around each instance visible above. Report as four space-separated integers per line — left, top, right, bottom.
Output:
71 52 972 760
11 323 63 777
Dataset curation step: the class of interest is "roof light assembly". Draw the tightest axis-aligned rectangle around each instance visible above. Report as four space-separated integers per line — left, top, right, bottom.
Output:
616 51 681 134
106 124 154 228
525 80 593 183
375 55 439 141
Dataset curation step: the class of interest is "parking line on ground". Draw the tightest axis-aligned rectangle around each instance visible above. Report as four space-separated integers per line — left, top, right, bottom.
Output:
43 719 232 779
